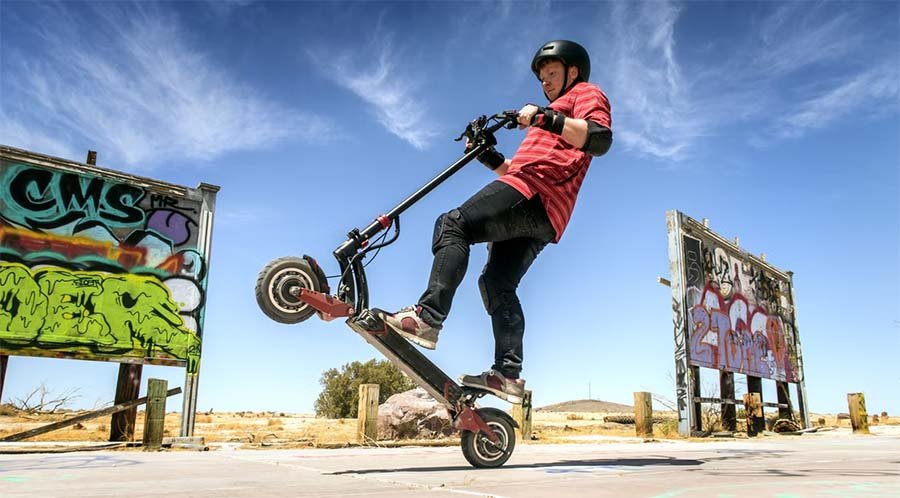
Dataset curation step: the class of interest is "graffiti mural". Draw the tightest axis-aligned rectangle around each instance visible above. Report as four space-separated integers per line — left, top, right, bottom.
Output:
0 155 215 374
682 234 799 383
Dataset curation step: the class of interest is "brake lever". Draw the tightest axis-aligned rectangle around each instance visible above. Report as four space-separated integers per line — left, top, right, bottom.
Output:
454 115 488 143
496 110 520 129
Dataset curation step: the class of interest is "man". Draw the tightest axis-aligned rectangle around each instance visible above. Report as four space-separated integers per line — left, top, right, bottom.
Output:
382 40 612 403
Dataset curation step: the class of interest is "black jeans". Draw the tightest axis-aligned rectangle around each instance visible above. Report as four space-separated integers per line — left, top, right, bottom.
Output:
418 180 556 379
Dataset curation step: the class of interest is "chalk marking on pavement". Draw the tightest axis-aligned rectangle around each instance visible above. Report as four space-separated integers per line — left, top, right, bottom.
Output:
216 452 511 498
647 479 900 498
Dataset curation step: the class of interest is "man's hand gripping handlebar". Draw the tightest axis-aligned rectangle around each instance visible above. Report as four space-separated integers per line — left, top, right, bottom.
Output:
456 111 519 170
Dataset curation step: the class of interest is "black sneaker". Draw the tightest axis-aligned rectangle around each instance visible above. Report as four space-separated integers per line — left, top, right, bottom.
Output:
459 369 525 403
381 305 441 350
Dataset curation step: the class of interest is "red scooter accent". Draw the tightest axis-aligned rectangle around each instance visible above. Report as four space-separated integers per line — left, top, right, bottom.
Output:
456 406 500 444
298 289 354 320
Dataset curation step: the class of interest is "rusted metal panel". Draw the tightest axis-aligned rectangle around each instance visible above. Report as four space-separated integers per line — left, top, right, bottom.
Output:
666 210 695 436
0 143 218 384
666 210 807 435
1 145 218 437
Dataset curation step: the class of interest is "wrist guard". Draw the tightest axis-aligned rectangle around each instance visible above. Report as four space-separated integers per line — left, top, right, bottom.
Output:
532 106 566 135
477 147 505 170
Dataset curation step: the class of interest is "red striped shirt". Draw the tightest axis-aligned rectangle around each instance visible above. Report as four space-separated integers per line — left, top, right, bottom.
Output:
499 82 611 242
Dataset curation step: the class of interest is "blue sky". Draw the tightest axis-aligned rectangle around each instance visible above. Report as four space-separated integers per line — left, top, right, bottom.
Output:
1 1 898 416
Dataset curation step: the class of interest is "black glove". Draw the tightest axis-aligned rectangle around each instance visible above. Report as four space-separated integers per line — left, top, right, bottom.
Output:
477 147 505 170
531 105 566 135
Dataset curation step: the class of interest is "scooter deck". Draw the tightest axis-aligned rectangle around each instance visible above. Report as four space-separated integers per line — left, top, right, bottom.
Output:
346 308 489 412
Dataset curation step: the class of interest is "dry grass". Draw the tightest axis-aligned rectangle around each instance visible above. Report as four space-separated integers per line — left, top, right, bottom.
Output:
529 410 680 442
2 406 895 448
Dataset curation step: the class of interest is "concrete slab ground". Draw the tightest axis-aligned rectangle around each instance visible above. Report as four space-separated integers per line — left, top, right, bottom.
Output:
1 430 898 498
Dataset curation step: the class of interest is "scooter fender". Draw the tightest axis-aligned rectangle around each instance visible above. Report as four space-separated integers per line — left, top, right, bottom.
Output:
476 407 519 429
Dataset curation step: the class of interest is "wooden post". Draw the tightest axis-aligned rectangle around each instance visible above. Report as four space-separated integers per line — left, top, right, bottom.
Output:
0 355 8 404
142 378 168 450
690 366 702 432
634 391 653 437
743 393 763 436
720 371 736 431
356 384 379 444
2 387 181 443
847 392 870 434
776 381 794 420
746 375 764 430
511 390 533 442
110 364 143 441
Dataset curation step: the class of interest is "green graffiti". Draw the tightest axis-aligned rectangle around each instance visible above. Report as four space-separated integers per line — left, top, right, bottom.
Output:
0 264 47 338
0 262 200 372
38 270 118 345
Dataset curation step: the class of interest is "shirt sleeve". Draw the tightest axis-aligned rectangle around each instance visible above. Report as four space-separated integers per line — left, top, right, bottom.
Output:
573 85 612 130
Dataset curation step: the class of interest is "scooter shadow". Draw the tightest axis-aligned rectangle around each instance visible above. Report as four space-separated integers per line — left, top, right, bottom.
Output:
328 456 704 475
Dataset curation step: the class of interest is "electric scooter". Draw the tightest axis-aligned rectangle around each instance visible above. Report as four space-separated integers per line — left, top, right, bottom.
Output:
255 110 523 468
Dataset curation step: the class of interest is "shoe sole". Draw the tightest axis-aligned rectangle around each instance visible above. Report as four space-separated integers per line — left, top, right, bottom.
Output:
459 379 523 404
395 329 437 350
380 315 437 350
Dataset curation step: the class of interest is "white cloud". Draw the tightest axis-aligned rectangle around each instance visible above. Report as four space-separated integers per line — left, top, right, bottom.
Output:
0 118 79 161
609 1 707 160
215 207 274 227
1 3 327 170
309 33 439 150
754 3 863 77
604 1 897 160
774 63 900 139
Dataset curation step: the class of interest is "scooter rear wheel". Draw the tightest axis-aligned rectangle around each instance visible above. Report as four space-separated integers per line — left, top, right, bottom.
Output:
255 256 327 324
460 409 516 468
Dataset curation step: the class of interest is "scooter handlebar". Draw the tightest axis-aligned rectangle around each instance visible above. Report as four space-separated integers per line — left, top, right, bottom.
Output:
492 110 520 130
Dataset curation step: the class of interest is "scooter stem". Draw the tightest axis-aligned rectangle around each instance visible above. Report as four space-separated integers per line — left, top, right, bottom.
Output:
334 142 491 258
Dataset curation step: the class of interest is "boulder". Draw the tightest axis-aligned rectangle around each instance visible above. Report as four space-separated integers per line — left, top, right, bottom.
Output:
772 418 802 433
378 387 454 439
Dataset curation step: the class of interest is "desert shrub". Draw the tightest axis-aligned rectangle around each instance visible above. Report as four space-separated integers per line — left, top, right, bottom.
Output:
657 418 679 437
267 418 283 429
314 359 415 418
566 413 583 420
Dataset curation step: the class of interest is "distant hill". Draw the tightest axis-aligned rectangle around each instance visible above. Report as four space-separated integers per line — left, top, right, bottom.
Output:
536 399 634 413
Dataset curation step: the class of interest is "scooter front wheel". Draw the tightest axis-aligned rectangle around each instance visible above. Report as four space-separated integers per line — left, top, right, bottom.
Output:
255 256 327 324
460 409 516 468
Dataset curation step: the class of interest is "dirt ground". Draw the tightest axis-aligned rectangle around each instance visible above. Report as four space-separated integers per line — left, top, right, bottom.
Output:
2 405 896 448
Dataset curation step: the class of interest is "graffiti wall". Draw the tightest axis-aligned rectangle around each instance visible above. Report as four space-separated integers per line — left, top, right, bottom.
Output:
677 216 800 383
0 147 217 374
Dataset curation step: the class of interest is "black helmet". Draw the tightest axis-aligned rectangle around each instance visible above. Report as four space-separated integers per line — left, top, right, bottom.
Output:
531 40 591 83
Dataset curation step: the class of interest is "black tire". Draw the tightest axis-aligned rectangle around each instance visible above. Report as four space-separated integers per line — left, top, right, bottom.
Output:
460 409 516 468
255 256 326 324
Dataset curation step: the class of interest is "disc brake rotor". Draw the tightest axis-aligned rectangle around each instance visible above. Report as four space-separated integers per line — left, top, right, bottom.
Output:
269 268 314 313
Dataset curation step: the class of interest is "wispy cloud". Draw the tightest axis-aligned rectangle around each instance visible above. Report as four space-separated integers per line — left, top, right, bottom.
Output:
773 63 899 139
609 1 707 160
0 118 79 161
215 207 275 227
308 30 439 150
605 1 897 161
754 3 863 77
1 3 327 170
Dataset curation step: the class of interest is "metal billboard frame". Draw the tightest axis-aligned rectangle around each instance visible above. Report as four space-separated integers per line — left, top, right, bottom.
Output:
0 145 218 437
666 210 809 436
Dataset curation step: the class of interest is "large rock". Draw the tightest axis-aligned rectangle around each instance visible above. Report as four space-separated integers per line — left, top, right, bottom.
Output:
378 387 454 439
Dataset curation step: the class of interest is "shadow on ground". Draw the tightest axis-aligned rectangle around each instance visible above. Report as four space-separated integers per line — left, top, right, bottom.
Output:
329 456 704 475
